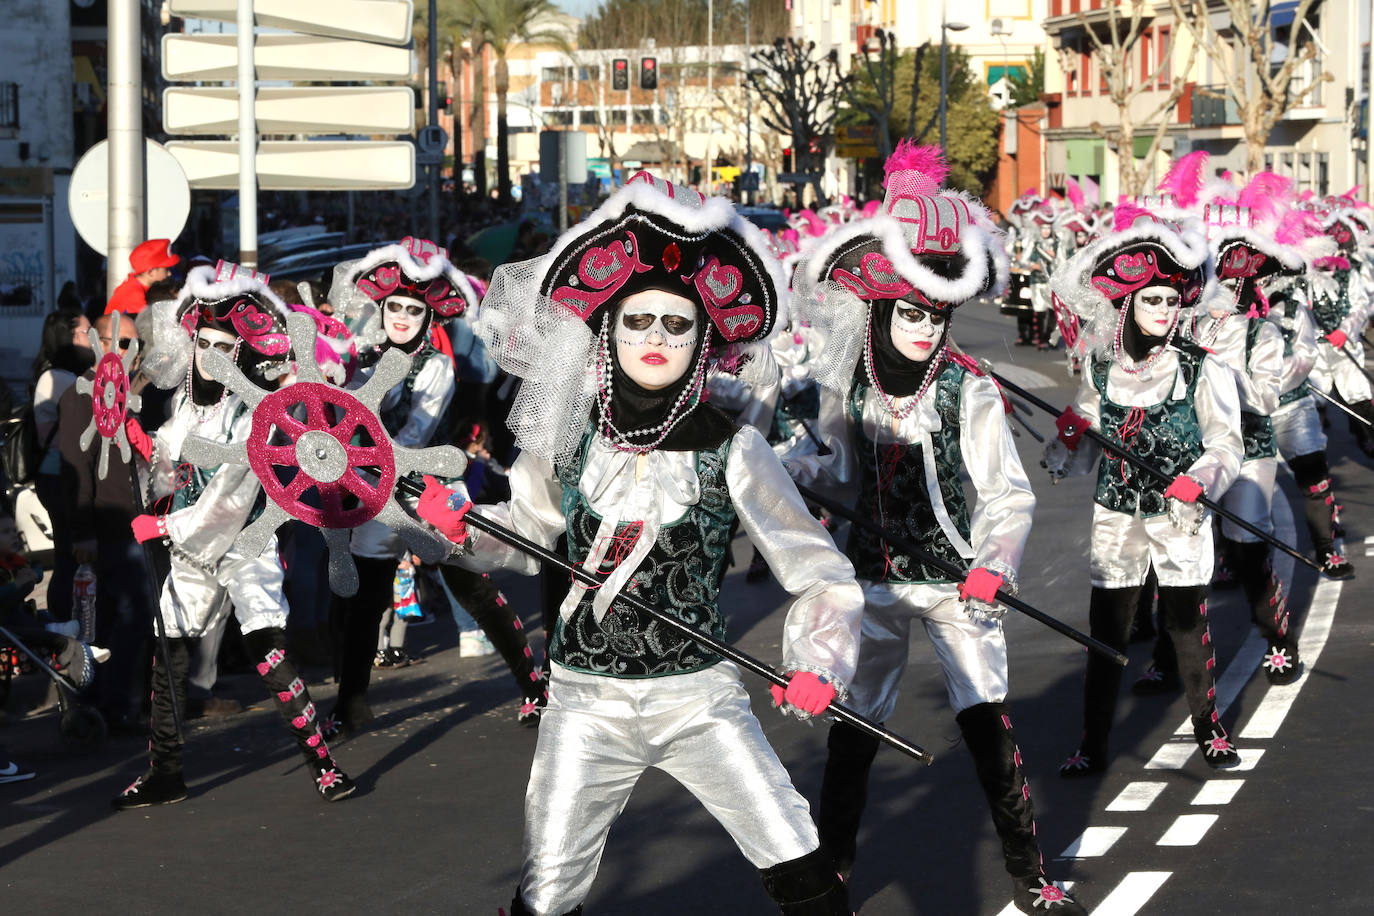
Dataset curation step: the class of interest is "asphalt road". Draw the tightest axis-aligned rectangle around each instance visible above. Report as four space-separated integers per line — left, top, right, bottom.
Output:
3 301 1371 914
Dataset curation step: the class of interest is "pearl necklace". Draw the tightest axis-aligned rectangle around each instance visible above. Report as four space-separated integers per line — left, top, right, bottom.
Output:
594 313 711 453
862 313 945 421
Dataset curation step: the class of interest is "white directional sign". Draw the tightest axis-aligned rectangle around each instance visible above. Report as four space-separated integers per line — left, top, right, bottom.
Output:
161 34 412 82
167 0 414 45
164 87 415 136
166 141 416 190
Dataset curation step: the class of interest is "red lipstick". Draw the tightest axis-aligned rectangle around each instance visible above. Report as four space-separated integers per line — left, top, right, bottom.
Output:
641 353 667 365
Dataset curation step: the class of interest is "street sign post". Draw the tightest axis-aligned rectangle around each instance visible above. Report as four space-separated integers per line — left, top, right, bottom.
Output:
69 140 191 257
166 141 416 190
834 124 880 159
162 33 412 82
167 0 414 45
163 86 415 136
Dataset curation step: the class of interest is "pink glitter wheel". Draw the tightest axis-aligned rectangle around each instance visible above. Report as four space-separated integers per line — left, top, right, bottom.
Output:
92 351 129 437
245 381 396 528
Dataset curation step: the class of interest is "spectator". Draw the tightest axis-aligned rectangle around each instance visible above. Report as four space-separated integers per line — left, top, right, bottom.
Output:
30 308 95 621
105 239 180 316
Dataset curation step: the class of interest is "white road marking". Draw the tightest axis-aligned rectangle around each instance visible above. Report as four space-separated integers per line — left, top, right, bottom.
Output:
1105 781 1169 812
1090 871 1172 916
1240 578 1344 739
1227 748 1265 771
1172 630 1267 736
1157 813 1218 846
1191 780 1245 806
1144 740 1196 770
1058 826 1127 858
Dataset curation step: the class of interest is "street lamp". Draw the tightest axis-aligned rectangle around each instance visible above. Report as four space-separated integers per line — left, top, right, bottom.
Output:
939 3 969 153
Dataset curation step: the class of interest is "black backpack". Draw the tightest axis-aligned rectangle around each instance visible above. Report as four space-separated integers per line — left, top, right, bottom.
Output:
0 407 57 487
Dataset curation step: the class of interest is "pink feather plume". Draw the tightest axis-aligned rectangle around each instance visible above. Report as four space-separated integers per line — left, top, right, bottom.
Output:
861 200 882 218
1113 201 1156 233
1066 176 1085 211
1082 176 1100 207
1275 209 1320 246
1238 172 1292 225
1156 150 1209 208
883 140 949 195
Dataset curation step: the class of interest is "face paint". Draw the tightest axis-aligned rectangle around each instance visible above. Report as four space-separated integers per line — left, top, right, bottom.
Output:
194 327 238 379
889 301 946 363
613 289 700 389
382 295 427 346
1132 284 1182 337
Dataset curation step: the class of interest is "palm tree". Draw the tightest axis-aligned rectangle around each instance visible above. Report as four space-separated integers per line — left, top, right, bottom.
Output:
456 0 571 205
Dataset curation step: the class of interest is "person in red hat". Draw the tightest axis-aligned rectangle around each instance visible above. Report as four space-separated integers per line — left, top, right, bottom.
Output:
105 239 179 315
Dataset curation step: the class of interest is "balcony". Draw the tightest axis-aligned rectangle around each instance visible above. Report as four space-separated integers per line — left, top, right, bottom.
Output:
1190 85 1240 127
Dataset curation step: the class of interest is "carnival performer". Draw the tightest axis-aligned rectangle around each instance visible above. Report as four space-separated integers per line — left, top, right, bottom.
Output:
1306 208 1374 454
416 172 861 916
1025 213 1061 350
113 262 356 807
1169 180 1303 686
1045 202 1244 776
785 143 1085 914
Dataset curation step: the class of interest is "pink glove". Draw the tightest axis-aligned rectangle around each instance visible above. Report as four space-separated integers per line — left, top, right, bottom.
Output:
130 514 165 544
1055 406 1090 449
959 567 1004 604
769 671 837 716
417 475 472 543
1326 329 1348 349
124 417 153 461
1163 475 1203 503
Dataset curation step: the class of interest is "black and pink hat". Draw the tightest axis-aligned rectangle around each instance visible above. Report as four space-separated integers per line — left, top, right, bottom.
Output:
346 236 478 317
536 171 782 345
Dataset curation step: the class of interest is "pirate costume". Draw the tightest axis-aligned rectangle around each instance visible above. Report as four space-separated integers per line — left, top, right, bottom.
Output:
113 262 355 807
786 144 1084 914
1045 202 1244 776
420 173 863 916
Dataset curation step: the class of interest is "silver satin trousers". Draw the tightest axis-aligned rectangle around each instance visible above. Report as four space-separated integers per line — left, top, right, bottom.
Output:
156 543 287 639
519 662 820 916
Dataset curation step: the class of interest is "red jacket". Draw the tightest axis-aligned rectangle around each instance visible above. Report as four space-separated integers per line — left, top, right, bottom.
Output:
105 274 148 315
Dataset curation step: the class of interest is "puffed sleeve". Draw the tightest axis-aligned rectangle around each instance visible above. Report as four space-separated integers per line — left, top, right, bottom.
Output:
451 449 566 577
1243 319 1284 414
164 404 262 565
1186 355 1244 497
1275 306 1318 397
391 353 456 448
1057 366 1103 476
959 374 1036 589
781 386 856 499
727 425 862 695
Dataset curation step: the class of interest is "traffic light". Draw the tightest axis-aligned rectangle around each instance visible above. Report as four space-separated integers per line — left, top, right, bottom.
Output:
612 58 629 91
782 147 793 172
444 94 454 115
640 57 657 90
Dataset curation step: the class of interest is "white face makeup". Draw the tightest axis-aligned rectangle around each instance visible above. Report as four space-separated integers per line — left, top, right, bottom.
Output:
613 289 700 390
194 327 238 379
383 295 427 346
889 301 945 363
1132 284 1182 337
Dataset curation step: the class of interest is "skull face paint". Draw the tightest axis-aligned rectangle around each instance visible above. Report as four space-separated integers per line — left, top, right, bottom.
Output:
382 295 427 346
613 289 700 390
1132 284 1182 337
889 301 946 363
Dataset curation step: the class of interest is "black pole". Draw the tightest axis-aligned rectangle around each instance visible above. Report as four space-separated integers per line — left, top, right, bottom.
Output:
388 475 933 764
985 365 1324 574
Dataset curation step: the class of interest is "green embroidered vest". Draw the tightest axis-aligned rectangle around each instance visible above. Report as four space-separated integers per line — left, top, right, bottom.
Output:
1240 318 1276 461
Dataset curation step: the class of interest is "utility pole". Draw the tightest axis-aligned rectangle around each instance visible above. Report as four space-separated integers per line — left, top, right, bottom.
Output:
745 0 752 204
705 0 714 193
237 0 258 267
428 0 440 241
107 0 144 291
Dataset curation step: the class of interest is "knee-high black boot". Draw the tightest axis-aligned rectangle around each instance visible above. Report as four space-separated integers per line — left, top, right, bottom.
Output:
817 721 880 874
243 627 356 801
759 847 850 915
1061 586 1139 776
327 555 395 737
441 564 547 723
1290 451 1354 578
112 635 192 809
1225 540 1301 683
1156 586 1239 769
959 702 1088 913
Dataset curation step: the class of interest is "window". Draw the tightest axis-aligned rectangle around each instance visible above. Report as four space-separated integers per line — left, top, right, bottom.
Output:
1156 26 1171 88
578 65 601 81
1141 29 1152 83
1081 50 1091 98
633 108 655 125
579 109 599 126
541 66 572 82
0 82 18 129
610 110 628 126
545 110 573 126
1316 152 1329 195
